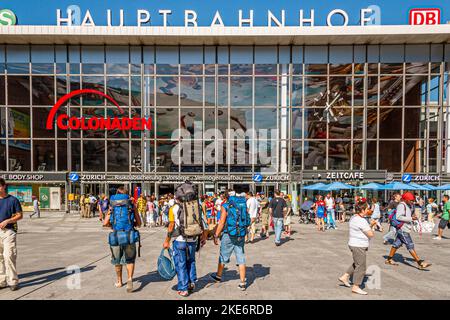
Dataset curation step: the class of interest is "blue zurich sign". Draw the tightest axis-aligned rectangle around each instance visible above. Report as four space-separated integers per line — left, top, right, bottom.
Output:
402 174 412 183
253 174 263 183
69 172 80 182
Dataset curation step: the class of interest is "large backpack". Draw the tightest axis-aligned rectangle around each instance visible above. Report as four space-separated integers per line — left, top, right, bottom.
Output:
110 193 134 232
108 194 140 251
317 205 325 216
173 182 204 238
223 195 250 237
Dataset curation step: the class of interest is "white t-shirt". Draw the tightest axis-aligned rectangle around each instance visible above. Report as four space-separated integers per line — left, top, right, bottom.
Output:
325 197 335 209
247 197 259 218
371 203 381 219
348 215 372 248
171 204 197 243
214 198 222 213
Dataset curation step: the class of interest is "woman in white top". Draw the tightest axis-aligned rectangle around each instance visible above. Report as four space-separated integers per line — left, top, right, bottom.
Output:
370 197 383 232
339 201 376 295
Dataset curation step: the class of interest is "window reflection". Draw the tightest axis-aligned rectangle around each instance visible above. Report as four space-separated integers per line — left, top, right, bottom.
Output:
82 64 104 74
305 64 327 75
379 76 403 106
230 108 252 135
254 77 277 106
218 77 228 107
304 141 326 169
379 141 401 171
255 109 277 132
292 76 302 106
379 108 402 139
9 140 31 171
328 141 351 170
354 77 364 106
304 77 327 106
366 108 378 139
404 108 424 139
34 140 55 171
380 63 403 74
353 108 364 139
403 140 423 173
328 109 352 139
180 64 203 75
156 108 178 139
230 76 252 106
156 64 178 75
8 108 31 139
367 76 378 106
107 141 129 172
83 140 105 171
82 76 105 106
106 76 129 106
0 77 5 105
180 108 203 137
305 108 327 139
230 64 252 75
292 140 302 170
8 76 30 105
255 64 277 75
156 77 179 106
406 63 428 74
329 77 352 106
292 108 303 139
33 108 53 139
180 76 203 106
329 64 352 75
57 140 67 171
353 141 363 170
156 140 178 172
32 63 54 74
131 76 141 106
366 140 377 170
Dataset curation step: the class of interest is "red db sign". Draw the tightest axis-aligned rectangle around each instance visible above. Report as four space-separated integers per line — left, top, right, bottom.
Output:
409 8 441 25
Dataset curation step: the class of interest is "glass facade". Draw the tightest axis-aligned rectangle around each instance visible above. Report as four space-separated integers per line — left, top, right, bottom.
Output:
0 44 448 181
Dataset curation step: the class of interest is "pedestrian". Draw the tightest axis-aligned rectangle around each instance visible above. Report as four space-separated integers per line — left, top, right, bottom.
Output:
433 194 450 240
146 196 155 227
426 197 438 223
269 190 287 246
29 195 40 219
260 194 270 239
314 195 326 232
338 200 376 295
370 197 383 232
202 196 216 227
98 194 109 222
211 191 249 291
0 178 23 291
103 186 142 293
84 194 91 218
284 195 292 236
89 194 98 218
246 192 258 243
136 194 147 227
163 195 206 297
385 192 432 270
325 193 337 230
383 192 401 245
79 194 86 218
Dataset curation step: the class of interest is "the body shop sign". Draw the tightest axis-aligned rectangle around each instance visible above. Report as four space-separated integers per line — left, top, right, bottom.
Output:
46 89 152 131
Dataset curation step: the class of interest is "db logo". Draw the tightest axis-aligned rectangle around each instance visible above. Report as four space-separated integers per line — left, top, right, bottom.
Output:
409 8 441 25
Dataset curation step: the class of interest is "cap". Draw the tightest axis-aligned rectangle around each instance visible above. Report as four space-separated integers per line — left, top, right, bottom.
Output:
402 192 415 201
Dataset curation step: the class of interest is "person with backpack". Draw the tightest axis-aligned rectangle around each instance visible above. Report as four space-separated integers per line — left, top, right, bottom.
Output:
269 190 287 246
314 195 326 232
163 182 207 297
210 191 250 290
103 186 142 293
433 194 450 240
97 194 109 222
385 192 432 270
383 192 401 245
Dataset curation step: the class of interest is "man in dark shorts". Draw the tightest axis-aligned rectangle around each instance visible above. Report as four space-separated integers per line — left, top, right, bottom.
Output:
433 195 450 240
0 178 23 291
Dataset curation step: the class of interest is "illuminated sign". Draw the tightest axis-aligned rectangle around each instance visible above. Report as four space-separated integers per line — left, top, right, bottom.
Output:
409 8 441 25
46 89 152 131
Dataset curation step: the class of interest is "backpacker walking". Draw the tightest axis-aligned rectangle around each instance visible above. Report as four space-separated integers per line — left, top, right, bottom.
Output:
163 182 207 297
103 186 142 293
385 192 431 270
210 191 251 291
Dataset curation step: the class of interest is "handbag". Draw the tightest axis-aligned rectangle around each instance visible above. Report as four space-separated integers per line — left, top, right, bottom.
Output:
157 248 176 280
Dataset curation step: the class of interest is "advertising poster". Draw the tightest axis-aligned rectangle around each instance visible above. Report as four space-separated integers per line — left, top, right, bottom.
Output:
39 187 50 209
8 185 32 203
8 109 31 151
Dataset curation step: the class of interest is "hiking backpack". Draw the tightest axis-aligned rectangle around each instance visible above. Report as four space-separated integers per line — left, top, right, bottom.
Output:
174 182 204 238
223 195 251 237
109 194 140 249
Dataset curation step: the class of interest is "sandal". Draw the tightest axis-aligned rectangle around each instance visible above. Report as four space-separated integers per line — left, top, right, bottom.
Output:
418 260 432 270
114 282 123 288
385 258 398 266
178 290 189 297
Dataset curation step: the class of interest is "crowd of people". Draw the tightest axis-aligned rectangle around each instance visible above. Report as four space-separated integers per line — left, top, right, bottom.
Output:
0 177 449 297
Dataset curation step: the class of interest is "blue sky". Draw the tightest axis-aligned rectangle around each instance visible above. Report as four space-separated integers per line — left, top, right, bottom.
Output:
2 0 449 26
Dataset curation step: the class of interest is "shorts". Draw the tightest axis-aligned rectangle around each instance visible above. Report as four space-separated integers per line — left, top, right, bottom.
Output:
392 230 415 251
219 233 246 265
261 212 270 227
110 244 137 265
438 219 450 230
317 212 325 219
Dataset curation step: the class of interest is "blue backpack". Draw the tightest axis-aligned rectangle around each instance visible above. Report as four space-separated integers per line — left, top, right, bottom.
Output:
157 248 176 280
110 193 134 232
108 194 140 250
388 204 406 229
317 205 325 216
223 196 250 237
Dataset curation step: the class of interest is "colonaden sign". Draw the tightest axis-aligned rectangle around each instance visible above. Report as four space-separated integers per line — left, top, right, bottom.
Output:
46 89 152 131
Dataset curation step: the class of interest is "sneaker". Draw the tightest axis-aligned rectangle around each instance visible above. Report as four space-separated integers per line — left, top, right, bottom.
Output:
210 274 222 283
238 282 246 291
338 275 351 288
275 242 281 247
433 236 442 240
352 287 368 295
126 280 133 293
188 283 195 293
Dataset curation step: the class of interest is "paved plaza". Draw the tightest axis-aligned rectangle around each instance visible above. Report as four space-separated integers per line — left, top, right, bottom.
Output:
1 212 449 300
